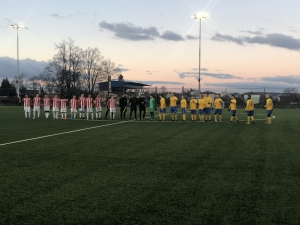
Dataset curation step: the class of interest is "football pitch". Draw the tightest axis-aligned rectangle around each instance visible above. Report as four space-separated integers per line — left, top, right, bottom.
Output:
0 106 300 225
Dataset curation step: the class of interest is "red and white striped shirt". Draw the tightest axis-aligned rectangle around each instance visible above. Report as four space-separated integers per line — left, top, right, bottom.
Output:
86 97 94 108
23 97 32 107
78 97 86 108
108 98 116 108
33 97 42 107
52 98 60 108
94 97 102 108
43 98 51 107
70 99 78 109
60 99 68 109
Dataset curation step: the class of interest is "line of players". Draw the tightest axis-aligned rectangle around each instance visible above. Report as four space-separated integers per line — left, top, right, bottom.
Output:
158 92 274 124
22 92 274 124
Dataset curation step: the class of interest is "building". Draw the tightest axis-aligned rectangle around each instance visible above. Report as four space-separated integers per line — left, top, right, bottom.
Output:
98 80 150 95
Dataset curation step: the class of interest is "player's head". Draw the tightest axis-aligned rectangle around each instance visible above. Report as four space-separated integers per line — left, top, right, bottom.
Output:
55 95 58 98
206 92 209 96
171 93 174 97
88 94 91 98
81 94 84 97
122 93 126 97
201 94 204 99
45 95 48 98
73 95 76 99
25 94 28 98
191 95 195 99
266 94 270 98
216 94 220 98
149 94 153 98
248 94 251 99
97 94 100 98
141 94 144 97
231 95 235 99
159 94 163 98
36 94 39 97
111 95 115 99
181 95 184 99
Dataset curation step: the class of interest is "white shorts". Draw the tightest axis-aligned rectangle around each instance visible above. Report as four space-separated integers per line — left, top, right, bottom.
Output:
86 108 93 113
53 107 59 112
110 108 116 113
61 108 67 113
44 107 50 112
96 107 102 112
24 107 30 113
71 108 77 113
80 107 85 112
34 106 40 111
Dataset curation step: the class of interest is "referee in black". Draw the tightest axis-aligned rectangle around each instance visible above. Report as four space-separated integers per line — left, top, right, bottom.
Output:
138 93 146 120
129 94 138 120
119 93 127 120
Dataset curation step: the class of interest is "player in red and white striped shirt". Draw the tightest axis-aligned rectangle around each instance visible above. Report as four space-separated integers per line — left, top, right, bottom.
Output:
94 94 102 120
43 95 51 119
109 95 117 120
22 95 32 119
69 95 78 119
78 94 86 119
52 95 60 119
33 94 42 119
86 94 94 120
60 98 68 120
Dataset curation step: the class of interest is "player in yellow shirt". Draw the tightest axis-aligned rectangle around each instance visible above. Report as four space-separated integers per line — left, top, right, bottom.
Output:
198 95 207 122
213 94 223 122
264 94 273 124
169 93 178 121
189 95 197 122
204 92 212 121
245 95 255 124
159 94 166 121
228 95 239 123
180 96 187 122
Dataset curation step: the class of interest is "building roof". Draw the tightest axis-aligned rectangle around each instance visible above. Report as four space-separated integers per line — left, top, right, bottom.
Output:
98 81 150 90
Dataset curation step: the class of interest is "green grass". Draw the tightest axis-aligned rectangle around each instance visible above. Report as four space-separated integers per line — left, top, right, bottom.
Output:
0 106 300 225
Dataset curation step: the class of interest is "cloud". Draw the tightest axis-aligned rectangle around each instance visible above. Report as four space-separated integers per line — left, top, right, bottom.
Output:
160 31 184 41
0 57 48 80
99 21 160 41
211 32 300 51
99 21 185 41
260 75 300 85
239 29 263 35
186 35 198 40
49 13 73 19
178 71 243 80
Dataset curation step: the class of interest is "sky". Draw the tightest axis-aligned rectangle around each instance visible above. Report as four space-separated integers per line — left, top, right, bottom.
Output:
1 0 300 93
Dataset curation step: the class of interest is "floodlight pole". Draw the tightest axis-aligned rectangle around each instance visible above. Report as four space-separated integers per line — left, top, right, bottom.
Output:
10 24 23 103
198 18 202 99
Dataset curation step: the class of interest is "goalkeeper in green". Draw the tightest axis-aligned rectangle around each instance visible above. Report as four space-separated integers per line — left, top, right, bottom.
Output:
149 94 156 121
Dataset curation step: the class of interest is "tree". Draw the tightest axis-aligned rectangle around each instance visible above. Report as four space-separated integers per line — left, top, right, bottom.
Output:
283 87 299 102
1 78 10 89
80 47 103 95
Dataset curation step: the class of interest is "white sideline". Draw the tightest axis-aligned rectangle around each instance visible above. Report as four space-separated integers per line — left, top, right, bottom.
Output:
0 121 126 147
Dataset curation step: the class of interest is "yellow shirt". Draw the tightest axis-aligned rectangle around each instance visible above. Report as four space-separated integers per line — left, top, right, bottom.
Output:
190 99 197 110
214 98 223 109
205 96 212 107
229 99 237 110
181 99 187 109
160 97 166 108
245 99 254 111
265 98 273 110
198 99 207 109
170 96 178 107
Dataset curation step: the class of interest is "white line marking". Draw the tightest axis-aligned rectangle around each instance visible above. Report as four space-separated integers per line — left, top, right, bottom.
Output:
0 121 126 147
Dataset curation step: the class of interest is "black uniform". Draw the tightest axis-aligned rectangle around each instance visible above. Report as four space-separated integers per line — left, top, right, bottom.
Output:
138 96 146 120
129 96 138 120
119 96 128 120
105 96 111 119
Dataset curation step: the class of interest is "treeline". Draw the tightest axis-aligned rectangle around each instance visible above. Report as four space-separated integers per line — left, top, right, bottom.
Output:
11 38 120 98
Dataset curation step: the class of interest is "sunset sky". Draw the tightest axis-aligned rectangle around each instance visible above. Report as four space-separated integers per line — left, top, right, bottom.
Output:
1 0 300 93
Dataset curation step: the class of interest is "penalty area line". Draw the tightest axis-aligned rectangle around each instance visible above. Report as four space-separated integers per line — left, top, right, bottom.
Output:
0 121 126 147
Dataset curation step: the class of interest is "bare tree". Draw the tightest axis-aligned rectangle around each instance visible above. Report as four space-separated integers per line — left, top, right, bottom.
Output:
80 47 103 95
